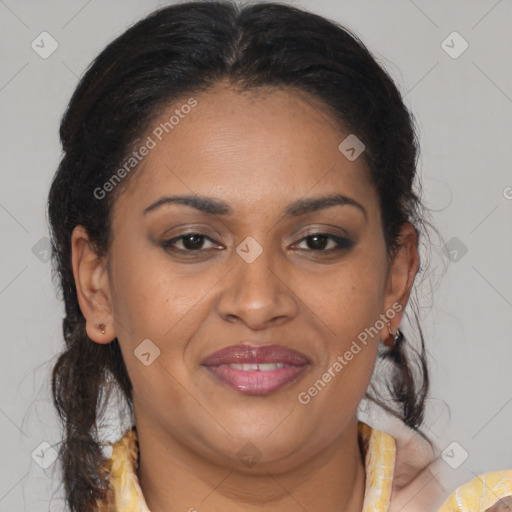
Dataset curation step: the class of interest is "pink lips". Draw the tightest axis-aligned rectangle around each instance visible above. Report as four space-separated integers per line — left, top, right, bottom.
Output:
201 344 311 395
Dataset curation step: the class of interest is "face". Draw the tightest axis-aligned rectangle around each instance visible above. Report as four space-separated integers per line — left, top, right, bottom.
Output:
73 83 418 473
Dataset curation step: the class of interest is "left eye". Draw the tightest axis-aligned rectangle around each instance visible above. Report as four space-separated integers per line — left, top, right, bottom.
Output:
294 233 352 251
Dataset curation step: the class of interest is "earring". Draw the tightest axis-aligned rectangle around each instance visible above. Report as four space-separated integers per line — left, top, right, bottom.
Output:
97 323 106 335
387 322 404 347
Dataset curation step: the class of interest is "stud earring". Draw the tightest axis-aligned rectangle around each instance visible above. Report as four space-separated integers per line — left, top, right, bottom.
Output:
387 322 404 347
97 323 106 335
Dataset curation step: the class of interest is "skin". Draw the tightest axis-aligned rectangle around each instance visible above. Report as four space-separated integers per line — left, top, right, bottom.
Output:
485 497 512 511
72 83 419 512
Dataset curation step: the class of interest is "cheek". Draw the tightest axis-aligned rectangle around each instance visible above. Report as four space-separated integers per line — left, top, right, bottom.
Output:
110 242 214 342
290 248 386 403
292 252 387 340
108 248 205 421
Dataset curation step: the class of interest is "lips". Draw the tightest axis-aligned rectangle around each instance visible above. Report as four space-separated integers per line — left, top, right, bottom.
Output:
201 344 311 395
202 344 311 366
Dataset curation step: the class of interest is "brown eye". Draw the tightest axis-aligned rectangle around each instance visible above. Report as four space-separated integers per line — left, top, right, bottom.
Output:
161 233 220 252
295 233 353 251
181 234 205 250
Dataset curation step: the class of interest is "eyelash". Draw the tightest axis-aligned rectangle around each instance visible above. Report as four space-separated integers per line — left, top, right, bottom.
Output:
161 232 353 254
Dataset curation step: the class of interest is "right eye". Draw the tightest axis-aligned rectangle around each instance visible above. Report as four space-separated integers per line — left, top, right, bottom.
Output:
161 233 223 252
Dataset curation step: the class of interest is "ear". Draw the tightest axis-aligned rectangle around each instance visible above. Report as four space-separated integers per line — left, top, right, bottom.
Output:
380 223 419 348
71 225 116 344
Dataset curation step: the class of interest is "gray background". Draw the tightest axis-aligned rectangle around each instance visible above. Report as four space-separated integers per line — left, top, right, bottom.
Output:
1 0 511 510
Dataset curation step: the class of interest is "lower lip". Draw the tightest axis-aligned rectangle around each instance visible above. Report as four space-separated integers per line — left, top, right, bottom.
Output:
203 364 310 395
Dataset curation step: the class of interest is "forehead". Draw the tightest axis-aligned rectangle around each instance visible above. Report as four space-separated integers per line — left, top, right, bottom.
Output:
111 84 378 221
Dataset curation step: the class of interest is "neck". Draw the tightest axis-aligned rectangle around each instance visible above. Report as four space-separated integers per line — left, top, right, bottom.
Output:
136 416 366 512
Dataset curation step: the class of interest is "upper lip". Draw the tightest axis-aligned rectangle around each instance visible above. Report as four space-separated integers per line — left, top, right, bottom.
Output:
201 344 311 366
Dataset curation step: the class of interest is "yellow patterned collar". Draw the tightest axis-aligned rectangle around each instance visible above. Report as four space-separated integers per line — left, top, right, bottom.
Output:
96 421 396 511
95 421 512 511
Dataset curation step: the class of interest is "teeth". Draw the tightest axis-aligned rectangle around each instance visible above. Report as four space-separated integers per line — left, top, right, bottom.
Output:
229 363 286 371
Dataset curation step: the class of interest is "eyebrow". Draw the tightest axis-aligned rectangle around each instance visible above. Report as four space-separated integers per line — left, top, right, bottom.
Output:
143 193 367 220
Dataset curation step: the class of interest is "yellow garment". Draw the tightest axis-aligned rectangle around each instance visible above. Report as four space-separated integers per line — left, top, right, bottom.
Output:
95 421 512 511
438 472 512 511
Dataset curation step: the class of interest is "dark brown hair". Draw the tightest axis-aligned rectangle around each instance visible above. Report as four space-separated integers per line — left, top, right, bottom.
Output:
48 2 436 510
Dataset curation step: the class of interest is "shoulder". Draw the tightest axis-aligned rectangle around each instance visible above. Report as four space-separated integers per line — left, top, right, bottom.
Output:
438 470 512 512
359 408 512 512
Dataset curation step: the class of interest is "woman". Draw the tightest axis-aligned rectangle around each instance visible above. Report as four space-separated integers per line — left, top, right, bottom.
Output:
47 1 511 511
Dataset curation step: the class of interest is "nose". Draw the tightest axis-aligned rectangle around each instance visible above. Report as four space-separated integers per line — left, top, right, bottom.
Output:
216 246 298 330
